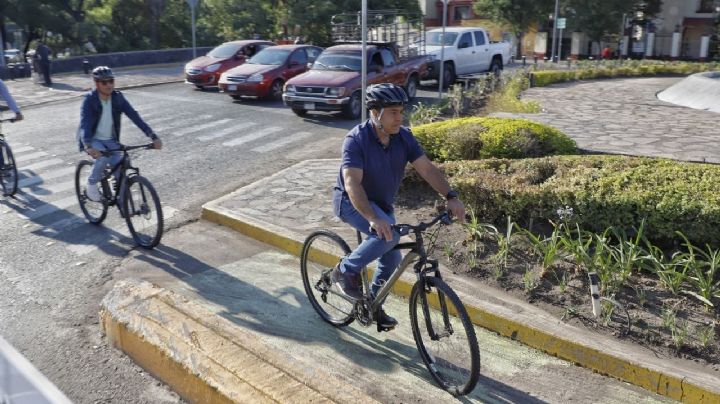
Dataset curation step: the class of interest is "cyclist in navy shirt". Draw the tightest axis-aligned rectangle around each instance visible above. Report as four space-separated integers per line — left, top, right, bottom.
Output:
332 83 466 330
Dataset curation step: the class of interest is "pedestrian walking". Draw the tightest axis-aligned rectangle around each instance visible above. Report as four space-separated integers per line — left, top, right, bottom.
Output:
35 40 52 86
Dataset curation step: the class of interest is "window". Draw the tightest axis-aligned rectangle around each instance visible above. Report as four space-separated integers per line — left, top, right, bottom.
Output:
306 47 322 62
458 32 473 49
473 31 486 46
698 0 715 13
289 49 307 65
379 48 395 66
453 6 473 20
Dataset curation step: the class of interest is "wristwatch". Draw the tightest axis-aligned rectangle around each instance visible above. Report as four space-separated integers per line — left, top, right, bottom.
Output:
445 190 459 200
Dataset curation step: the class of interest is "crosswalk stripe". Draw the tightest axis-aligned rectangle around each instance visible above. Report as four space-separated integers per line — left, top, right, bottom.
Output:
175 119 232 137
19 166 76 188
39 179 76 194
198 122 257 142
15 151 48 163
152 114 213 133
12 145 34 154
20 158 64 172
18 195 78 221
146 115 179 125
222 127 283 147
251 131 313 153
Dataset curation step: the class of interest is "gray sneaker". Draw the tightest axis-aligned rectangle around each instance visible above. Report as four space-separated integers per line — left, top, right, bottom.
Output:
331 264 363 300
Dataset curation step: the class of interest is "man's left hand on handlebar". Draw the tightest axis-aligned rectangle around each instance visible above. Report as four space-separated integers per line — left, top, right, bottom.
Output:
14 112 23 122
152 138 162 150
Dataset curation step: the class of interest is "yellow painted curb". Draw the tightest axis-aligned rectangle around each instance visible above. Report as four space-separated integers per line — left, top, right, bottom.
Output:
202 204 720 403
100 310 235 404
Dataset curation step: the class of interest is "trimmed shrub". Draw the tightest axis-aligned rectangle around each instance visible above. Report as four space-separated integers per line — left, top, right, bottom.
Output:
423 155 720 246
529 61 720 87
412 117 577 162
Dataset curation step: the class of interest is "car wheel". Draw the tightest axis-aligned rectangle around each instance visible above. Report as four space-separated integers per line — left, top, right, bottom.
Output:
292 108 308 117
341 91 361 119
441 63 455 89
267 80 284 101
405 75 419 100
195 85 205 90
490 58 502 77
231 95 242 101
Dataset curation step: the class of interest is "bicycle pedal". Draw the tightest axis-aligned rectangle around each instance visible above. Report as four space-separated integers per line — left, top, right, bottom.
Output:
377 323 395 333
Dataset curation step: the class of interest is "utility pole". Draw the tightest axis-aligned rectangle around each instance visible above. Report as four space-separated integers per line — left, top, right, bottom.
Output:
186 0 199 58
437 0 448 99
550 0 560 62
361 0 367 122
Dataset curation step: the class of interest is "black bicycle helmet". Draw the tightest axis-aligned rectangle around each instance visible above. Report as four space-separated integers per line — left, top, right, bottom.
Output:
366 83 408 110
92 66 115 80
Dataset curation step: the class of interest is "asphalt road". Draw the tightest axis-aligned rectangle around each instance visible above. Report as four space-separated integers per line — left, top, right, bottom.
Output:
0 82 354 403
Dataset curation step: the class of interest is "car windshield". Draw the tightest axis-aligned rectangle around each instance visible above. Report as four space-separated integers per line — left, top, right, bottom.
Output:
207 43 241 58
311 52 361 71
426 32 458 46
248 49 291 65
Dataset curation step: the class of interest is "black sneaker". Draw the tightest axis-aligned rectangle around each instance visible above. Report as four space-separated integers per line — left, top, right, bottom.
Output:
377 308 398 329
332 264 363 300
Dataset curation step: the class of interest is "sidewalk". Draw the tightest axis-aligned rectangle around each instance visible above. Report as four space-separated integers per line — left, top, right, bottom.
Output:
101 159 720 403
2 63 184 110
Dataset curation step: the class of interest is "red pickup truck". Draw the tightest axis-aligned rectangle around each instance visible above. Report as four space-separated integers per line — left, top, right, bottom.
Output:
282 43 428 119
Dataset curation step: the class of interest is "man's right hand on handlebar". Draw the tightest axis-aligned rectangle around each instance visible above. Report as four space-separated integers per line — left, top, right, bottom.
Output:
369 217 394 241
152 138 162 150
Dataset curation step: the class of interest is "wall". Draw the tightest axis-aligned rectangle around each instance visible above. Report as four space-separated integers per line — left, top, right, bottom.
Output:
50 47 214 74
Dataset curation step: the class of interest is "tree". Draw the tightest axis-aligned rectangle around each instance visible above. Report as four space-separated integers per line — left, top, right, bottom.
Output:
473 0 555 57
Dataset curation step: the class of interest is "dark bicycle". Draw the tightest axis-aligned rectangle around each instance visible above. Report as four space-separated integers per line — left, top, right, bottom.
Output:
300 211 480 396
74 143 163 249
0 113 19 196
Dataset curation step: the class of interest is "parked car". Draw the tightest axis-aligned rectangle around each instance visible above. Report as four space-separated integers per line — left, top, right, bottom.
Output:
424 27 511 87
3 49 22 64
282 43 428 119
184 40 276 89
218 45 323 100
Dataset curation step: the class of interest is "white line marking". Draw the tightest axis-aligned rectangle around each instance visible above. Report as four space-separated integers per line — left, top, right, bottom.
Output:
251 131 314 153
198 122 257 141
19 166 76 188
222 127 283 147
152 114 213 133
20 158 64 172
15 151 48 163
175 119 232 136
39 179 76 194
18 195 78 221
12 146 34 154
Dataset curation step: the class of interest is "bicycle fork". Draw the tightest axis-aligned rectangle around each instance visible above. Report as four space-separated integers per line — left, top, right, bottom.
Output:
418 262 454 340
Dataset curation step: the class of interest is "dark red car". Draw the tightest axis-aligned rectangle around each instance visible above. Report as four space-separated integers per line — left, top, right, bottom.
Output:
184 40 276 89
218 45 323 100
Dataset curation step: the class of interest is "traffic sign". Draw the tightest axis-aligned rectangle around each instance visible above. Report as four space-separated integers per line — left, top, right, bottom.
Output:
557 18 566 30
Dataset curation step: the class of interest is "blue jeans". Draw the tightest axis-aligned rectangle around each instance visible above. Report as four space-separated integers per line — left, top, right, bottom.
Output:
88 139 123 185
337 196 402 300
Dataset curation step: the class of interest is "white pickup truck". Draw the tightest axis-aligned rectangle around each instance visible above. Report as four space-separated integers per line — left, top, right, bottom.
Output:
424 26 512 87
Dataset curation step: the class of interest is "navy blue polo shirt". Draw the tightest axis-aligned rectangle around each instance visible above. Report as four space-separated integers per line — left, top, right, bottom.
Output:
333 120 425 215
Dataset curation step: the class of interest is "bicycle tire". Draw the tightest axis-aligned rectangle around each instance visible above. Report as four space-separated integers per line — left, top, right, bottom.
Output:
123 175 163 249
410 276 480 396
75 160 108 224
0 140 18 196
300 230 355 326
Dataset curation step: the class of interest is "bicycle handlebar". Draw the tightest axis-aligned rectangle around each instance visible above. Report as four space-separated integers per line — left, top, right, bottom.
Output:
394 211 453 236
100 143 155 156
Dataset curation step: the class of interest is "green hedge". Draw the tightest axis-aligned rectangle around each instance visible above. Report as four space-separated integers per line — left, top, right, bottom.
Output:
412 155 720 246
530 61 720 87
412 117 577 162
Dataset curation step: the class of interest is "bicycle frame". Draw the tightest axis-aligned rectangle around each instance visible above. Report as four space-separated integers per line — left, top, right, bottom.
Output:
97 144 151 203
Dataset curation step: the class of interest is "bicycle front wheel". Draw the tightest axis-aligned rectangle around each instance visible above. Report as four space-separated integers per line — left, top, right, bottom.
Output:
75 160 108 224
123 175 163 249
410 276 480 396
0 140 18 196
300 230 355 326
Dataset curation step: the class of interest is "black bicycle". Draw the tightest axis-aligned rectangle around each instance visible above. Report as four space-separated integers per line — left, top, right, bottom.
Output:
0 115 19 196
74 144 163 249
300 211 480 396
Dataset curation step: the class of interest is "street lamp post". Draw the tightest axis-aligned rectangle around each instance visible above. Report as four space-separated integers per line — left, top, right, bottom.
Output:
437 0 448 99
550 0 560 62
186 0 199 58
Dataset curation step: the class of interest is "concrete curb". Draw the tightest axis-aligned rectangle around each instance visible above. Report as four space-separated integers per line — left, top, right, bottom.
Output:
101 278 380 404
200 163 720 403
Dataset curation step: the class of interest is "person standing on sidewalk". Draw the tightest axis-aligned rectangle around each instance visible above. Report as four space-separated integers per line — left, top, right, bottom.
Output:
35 40 52 86
331 83 466 330
78 66 162 202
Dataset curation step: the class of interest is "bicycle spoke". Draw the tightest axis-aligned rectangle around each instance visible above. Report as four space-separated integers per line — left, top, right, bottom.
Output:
123 176 163 249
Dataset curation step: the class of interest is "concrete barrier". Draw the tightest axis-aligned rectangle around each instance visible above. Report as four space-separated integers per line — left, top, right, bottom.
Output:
48 47 214 74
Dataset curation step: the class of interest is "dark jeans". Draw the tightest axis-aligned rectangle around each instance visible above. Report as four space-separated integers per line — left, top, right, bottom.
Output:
39 61 51 85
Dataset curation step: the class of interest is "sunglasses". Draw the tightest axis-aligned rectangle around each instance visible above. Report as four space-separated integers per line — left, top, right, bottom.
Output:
97 79 115 85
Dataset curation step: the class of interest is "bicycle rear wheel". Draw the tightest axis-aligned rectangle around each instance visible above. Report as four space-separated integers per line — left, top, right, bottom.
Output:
300 230 355 326
0 140 18 196
75 160 108 224
123 175 163 249
410 276 480 396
